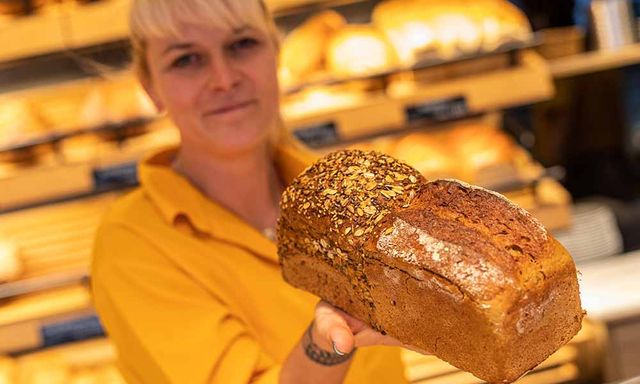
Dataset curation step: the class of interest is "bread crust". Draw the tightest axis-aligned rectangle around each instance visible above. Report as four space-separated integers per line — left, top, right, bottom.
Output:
278 150 583 383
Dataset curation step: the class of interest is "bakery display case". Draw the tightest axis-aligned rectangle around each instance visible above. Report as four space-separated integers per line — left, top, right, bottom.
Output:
0 71 181 211
2 0 638 383
278 0 553 143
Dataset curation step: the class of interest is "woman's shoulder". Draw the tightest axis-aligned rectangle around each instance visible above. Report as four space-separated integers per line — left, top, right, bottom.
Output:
92 187 172 274
94 187 166 257
101 187 159 228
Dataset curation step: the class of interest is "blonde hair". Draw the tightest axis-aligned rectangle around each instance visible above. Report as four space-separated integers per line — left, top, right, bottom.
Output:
129 0 279 79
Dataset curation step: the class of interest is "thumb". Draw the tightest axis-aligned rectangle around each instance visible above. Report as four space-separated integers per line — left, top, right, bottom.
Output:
329 323 355 355
315 301 356 354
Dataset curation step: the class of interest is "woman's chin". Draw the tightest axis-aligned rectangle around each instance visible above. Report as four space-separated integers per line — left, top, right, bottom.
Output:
206 133 271 158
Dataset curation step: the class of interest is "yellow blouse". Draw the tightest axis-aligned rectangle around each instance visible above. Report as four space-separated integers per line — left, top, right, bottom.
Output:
91 142 407 384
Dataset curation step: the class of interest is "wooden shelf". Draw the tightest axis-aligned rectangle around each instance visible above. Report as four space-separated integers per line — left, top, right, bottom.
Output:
0 10 66 63
0 0 129 63
284 50 554 146
65 0 130 49
0 0 372 63
549 43 640 79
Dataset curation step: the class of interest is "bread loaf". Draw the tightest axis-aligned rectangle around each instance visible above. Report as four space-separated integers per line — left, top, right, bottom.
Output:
279 10 346 88
0 238 22 283
326 25 398 77
277 150 583 384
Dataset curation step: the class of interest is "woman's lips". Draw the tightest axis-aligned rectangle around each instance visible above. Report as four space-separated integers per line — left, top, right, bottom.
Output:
204 100 257 116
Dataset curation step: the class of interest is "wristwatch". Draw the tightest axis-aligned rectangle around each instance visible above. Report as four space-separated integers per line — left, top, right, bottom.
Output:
302 322 356 366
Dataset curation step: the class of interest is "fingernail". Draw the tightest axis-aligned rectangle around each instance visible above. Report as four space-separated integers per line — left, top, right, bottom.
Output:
332 341 345 356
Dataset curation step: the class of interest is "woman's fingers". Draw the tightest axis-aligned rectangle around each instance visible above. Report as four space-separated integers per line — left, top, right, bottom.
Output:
314 301 356 354
314 300 433 356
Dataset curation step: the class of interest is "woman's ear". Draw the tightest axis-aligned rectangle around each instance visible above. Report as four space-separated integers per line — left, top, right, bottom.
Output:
139 73 165 113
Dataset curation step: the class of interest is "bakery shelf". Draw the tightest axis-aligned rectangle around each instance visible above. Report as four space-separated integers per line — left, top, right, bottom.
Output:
63 0 130 50
0 283 100 354
549 43 640 79
0 162 95 212
0 117 179 213
0 192 117 296
0 8 67 63
0 270 89 300
0 0 374 63
282 39 538 96
284 50 554 147
267 0 376 15
0 0 130 63
0 338 121 383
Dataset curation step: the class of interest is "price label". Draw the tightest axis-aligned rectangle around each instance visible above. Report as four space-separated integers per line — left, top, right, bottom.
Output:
406 97 469 123
293 122 339 149
41 315 105 348
93 162 139 189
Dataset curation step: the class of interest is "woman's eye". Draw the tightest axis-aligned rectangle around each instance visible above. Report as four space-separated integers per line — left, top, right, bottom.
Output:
228 38 259 53
171 53 202 69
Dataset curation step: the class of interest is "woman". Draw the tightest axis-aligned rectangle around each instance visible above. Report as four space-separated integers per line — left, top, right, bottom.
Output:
92 1 413 383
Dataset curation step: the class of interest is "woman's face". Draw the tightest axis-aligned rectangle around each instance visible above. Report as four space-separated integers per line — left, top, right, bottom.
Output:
143 22 280 157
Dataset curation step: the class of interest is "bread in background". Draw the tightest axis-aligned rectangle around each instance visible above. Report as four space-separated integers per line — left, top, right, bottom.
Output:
467 0 532 51
278 10 346 89
0 356 16 384
447 124 515 174
16 356 70 384
0 100 47 146
0 237 23 283
374 0 531 62
391 132 456 179
326 25 398 77
281 85 365 119
372 0 438 65
348 134 397 156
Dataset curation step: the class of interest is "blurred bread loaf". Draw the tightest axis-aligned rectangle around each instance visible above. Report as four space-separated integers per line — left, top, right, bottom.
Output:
279 10 346 88
392 132 455 179
373 0 531 61
447 124 515 173
278 149 583 383
326 25 398 77
0 238 22 282
0 100 47 146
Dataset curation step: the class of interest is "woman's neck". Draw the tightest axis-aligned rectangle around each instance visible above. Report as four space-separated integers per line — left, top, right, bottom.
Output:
172 144 283 233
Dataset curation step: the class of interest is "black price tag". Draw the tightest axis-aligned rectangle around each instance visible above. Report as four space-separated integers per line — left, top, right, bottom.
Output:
406 97 469 123
41 315 105 348
293 122 339 149
93 162 139 189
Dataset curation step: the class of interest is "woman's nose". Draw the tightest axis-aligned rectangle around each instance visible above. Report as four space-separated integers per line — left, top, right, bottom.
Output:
206 55 240 92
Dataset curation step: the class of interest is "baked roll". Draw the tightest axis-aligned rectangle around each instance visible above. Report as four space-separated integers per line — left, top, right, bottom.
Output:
279 10 346 88
278 150 583 383
392 132 456 179
0 238 22 283
326 25 398 77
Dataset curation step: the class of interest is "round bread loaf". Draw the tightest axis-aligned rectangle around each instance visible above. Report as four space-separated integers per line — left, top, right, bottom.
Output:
326 25 398 77
392 132 455 179
277 149 584 384
279 10 346 88
447 124 515 171
0 239 22 283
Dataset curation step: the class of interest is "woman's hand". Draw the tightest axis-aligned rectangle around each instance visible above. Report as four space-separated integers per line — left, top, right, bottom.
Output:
281 300 431 384
311 300 432 356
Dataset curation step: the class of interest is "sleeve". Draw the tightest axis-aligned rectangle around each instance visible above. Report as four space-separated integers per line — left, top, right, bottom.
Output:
91 222 282 384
